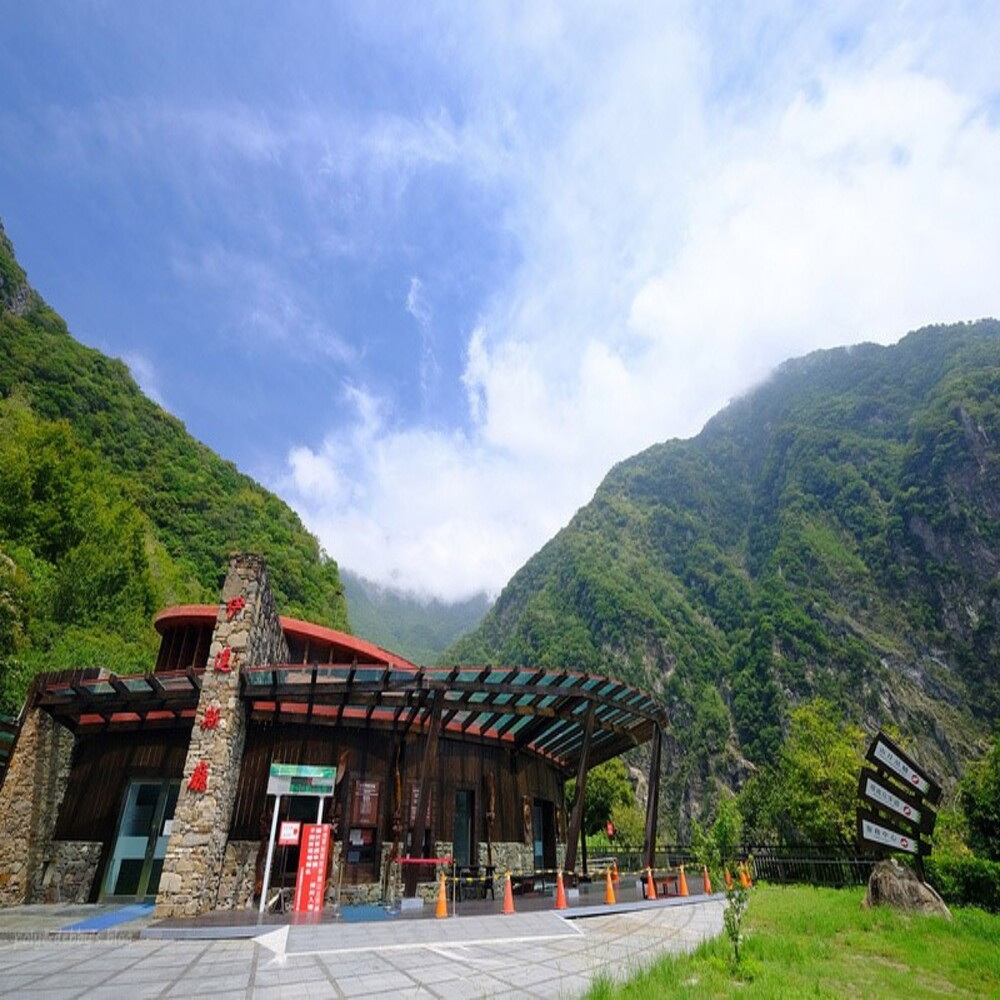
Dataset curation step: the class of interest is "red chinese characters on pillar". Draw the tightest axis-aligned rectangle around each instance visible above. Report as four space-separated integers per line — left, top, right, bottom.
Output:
200 705 221 731
213 647 232 672
188 760 209 792
225 596 246 621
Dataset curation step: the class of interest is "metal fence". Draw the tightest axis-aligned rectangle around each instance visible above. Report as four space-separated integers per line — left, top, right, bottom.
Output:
582 841 874 887
746 844 874 887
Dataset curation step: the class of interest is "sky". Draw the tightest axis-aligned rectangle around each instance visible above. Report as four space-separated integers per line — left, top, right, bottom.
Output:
2 2 999 602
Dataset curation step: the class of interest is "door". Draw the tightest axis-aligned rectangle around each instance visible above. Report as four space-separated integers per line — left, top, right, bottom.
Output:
101 779 180 900
453 789 474 867
532 798 556 872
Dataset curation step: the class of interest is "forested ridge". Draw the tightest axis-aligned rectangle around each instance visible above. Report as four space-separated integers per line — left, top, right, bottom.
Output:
450 319 1000 835
0 223 347 713
341 569 489 665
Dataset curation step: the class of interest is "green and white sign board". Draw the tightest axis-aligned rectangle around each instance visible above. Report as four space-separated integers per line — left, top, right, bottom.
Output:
267 763 336 797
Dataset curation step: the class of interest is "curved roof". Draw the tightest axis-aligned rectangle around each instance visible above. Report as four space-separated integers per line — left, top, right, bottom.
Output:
153 604 417 670
39 607 667 775
241 662 666 775
34 661 666 775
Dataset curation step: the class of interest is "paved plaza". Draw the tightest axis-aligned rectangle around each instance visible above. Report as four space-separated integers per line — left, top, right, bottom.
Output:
0 896 724 998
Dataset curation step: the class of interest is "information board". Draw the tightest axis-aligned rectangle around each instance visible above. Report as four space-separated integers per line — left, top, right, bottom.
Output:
267 763 336 797
293 823 332 914
351 780 381 826
278 821 301 846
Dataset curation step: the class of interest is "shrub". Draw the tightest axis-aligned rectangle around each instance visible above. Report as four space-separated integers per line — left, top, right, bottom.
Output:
924 856 1000 913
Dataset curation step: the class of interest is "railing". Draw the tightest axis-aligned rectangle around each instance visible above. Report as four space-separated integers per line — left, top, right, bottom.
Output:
582 841 874 888
745 844 874 887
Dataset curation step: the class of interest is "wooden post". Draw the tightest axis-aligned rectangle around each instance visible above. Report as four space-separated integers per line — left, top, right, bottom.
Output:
404 693 442 897
562 703 595 877
643 724 662 872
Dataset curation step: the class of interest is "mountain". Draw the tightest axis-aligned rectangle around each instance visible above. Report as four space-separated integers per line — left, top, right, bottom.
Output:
341 569 490 665
0 222 347 713
450 320 1000 836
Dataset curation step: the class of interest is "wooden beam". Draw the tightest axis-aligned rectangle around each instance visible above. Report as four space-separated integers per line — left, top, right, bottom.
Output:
404 692 442 897
562 702 595 876
643 724 662 871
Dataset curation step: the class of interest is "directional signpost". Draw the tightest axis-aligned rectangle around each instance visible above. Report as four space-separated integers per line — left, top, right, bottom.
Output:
856 731 939 875
259 763 337 915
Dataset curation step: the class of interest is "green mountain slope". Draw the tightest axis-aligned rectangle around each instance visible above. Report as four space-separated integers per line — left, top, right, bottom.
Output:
0 223 347 712
341 569 490 665
450 320 1000 835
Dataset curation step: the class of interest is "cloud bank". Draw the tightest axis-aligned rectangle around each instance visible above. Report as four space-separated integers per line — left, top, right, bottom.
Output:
280 5 1000 600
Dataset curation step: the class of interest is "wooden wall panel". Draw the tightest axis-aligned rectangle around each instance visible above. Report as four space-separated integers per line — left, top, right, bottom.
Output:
54 728 191 843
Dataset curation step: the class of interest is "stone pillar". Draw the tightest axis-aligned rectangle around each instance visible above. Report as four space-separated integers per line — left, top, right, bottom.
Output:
155 554 289 917
0 702 74 906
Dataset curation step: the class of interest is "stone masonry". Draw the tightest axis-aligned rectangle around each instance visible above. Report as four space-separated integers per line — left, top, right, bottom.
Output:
39 841 103 903
0 703 74 906
155 554 289 917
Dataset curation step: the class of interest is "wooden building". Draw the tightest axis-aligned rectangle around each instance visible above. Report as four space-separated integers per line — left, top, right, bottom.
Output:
0 554 666 914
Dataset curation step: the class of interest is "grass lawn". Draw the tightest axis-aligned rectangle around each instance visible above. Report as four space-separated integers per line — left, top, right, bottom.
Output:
585 884 1000 998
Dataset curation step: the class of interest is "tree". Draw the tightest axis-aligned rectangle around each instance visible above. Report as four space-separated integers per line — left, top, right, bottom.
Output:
779 699 866 843
961 733 1000 861
738 698 865 844
566 757 636 836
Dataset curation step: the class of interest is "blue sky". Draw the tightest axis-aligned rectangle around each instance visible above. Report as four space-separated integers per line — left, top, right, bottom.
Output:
2 3 999 600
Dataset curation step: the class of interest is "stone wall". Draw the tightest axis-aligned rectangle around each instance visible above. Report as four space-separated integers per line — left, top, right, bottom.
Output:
0 706 74 906
216 841 258 909
155 554 290 917
39 841 103 903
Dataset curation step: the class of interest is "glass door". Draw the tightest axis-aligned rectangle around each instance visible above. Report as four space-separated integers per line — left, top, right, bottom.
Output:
101 779 180 901
453 789 474 867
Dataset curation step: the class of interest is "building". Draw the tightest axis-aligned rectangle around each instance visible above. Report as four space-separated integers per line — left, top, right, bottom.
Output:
0 555 667 916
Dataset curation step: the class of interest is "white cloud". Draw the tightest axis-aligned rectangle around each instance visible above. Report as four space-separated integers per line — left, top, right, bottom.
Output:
122 352 165 407
279 7 1000 601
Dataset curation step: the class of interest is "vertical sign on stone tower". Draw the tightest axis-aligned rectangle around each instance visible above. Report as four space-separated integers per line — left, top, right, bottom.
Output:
155 554 290 918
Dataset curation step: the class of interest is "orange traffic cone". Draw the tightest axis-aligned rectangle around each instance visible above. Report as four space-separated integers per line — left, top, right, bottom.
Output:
555 870 568 910
502 872 515 915
604 867 617 905
435 871 448 918
702 865 713 894
611 859 620 885
645 866 657 900
678 863 689 897
724 868 733 890
739 862 751 889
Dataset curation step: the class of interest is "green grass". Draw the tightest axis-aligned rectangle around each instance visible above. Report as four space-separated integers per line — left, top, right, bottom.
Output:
584 884 1000 998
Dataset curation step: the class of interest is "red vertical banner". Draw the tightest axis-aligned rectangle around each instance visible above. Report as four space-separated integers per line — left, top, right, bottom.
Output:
293 823 332 914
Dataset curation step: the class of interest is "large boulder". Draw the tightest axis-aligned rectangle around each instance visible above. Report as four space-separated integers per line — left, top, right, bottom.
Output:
863 858 951 919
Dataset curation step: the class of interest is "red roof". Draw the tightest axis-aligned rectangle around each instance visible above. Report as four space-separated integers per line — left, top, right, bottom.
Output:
153 604 417 670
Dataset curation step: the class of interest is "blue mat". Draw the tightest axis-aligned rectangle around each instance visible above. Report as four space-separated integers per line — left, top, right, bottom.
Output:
338 905 396 923
61 902 154 932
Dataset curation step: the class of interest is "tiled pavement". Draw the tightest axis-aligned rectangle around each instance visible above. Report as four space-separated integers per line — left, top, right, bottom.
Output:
0 897 724 998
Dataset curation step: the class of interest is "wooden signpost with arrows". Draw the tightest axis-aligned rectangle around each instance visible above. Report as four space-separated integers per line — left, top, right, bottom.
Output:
856 731 942 877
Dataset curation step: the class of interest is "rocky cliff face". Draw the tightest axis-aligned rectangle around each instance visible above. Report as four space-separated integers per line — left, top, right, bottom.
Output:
450 321 1000 835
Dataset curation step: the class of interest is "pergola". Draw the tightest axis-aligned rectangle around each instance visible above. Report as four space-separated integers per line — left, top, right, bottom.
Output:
33 661 668 872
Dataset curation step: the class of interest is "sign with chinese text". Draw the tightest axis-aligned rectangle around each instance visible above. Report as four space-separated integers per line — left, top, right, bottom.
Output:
857 813 927 855
267 763 336 797
293 823 331 914
858 770 935 835
856 731 939 862
278 821 301 846
865 732 941 804
351 780 381 826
